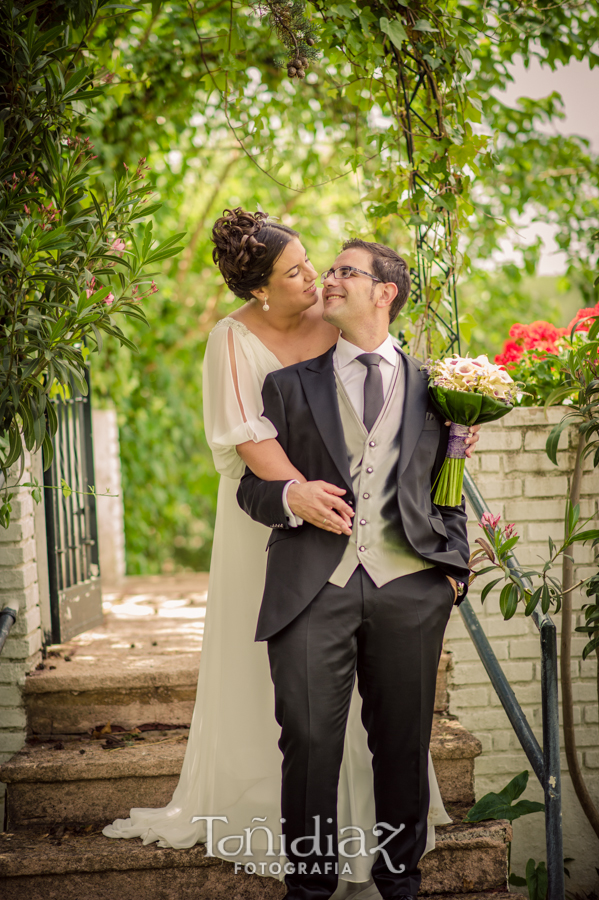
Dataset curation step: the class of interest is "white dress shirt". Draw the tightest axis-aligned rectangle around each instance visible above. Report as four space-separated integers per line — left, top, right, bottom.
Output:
282 334 399 525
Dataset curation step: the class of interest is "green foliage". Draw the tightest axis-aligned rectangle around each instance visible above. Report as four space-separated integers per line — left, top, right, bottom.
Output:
510 859 549 900
253 0 319 76
464 770 545 824
470 502 599 621
77 0 599 572
460 273 582 362
90 161 364 573
575 573 599 662
544 316 599 467
507 351 567 408
0 0 184 524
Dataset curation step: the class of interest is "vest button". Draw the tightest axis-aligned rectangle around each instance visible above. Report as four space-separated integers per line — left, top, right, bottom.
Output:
359 519 366 526
359 545 366 552
369 440 376 447
366 466 373 473
363 493 370 499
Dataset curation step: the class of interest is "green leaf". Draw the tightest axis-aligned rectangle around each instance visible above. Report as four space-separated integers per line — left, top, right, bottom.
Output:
545 418 572 465
500 535 520 556
499 582 519 619
498 770 528 803
379 16 407 49
567 501 580 535
36 226 68 250
42 431 54 471
570 529 599 543
582 634 599 660
481 577 503 603
62 65 91 97
544 385 578 407
509 570 527 594
541 583 551 614
525 587 543 616
413 19 438 32
3 426 23 469
526 858 548 900
464 789 544 823
77 285 112 314
464 771 545 826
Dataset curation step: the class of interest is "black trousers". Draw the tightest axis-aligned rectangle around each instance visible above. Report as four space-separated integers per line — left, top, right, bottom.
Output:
267 565 454 900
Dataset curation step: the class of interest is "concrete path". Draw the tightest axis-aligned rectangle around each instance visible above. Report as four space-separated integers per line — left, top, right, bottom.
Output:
38 574 210 686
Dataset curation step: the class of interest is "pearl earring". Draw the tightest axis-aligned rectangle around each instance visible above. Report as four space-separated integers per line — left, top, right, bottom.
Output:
262 297 270 312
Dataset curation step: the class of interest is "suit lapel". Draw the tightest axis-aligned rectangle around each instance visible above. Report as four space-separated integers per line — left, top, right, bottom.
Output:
398 350 429 479
298 348 353 494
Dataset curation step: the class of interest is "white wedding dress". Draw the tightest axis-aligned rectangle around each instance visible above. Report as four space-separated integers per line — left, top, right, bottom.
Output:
102 317 451 894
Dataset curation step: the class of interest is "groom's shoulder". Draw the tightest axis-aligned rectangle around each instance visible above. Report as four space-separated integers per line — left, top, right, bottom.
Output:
394 342 427 379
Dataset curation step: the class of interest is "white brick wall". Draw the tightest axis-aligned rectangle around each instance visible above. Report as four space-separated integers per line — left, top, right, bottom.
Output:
0 452 44 826
92 407 126 586
447 408 599 890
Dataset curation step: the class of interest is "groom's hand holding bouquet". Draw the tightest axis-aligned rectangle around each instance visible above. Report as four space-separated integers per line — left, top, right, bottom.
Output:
424 354 517 506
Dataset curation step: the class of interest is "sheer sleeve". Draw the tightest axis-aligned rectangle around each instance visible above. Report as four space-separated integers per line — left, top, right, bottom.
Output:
203 322 278 479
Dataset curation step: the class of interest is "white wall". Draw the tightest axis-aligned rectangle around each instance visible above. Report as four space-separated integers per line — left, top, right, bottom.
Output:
0 452 45 826
92 407 126 586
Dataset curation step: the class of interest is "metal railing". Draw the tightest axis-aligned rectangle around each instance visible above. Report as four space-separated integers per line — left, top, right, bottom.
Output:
0 607 17 655
463 469 564 900
43 369 102 644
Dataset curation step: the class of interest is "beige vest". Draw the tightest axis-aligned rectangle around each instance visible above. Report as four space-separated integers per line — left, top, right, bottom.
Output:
329 353 433 588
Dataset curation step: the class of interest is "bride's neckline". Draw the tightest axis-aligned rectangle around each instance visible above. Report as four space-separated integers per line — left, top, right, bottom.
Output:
218 316 285 368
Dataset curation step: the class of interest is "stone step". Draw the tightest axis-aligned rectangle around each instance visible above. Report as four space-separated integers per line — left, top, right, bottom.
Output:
23 649 454 736
0 717 481 833
423 895 525 900
23 656 200 735
0 819 512 898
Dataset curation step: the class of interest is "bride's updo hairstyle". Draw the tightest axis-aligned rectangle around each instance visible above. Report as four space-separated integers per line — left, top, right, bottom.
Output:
211 207 299 302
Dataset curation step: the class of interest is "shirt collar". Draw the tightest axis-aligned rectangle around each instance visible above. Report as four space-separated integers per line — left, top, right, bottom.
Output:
335 333 398 370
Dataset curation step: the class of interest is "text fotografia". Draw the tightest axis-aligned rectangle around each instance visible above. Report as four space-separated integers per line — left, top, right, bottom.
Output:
236 860 349 877
190 815 406 874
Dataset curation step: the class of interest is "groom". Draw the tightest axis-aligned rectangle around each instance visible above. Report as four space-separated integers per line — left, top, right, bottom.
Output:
237 240 471 900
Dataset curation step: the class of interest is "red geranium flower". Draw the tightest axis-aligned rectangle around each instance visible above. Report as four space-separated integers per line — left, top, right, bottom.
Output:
495 340 523 367
566 302 599 333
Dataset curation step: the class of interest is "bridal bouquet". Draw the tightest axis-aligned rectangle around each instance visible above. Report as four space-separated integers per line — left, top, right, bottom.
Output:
423 355 516 506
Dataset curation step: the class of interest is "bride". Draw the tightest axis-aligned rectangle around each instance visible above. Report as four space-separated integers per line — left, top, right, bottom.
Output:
103 208 479 897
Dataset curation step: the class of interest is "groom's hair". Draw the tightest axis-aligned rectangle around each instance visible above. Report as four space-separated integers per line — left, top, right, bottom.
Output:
341 240 410 323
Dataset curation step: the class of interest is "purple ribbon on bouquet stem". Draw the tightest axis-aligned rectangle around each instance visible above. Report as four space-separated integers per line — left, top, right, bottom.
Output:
446 423 470 459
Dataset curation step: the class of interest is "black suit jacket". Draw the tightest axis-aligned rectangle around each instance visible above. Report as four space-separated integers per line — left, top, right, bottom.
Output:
237 345 471 641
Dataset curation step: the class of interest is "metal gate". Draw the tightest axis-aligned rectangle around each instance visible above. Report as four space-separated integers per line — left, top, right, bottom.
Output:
43 369 102 644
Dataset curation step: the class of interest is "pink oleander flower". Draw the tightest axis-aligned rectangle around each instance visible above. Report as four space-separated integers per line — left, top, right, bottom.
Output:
105 292 115 305
85 276 96 299
504 523 517 539
480 512 501 530
106 238 126 266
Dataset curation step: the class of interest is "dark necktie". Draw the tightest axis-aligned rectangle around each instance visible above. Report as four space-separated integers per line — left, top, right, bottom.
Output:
356 353 384 432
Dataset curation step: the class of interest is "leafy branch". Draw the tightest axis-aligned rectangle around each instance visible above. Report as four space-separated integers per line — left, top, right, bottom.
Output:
0 3 185 525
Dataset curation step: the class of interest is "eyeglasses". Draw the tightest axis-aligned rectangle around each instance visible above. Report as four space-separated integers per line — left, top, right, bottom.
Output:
320 266 382 285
